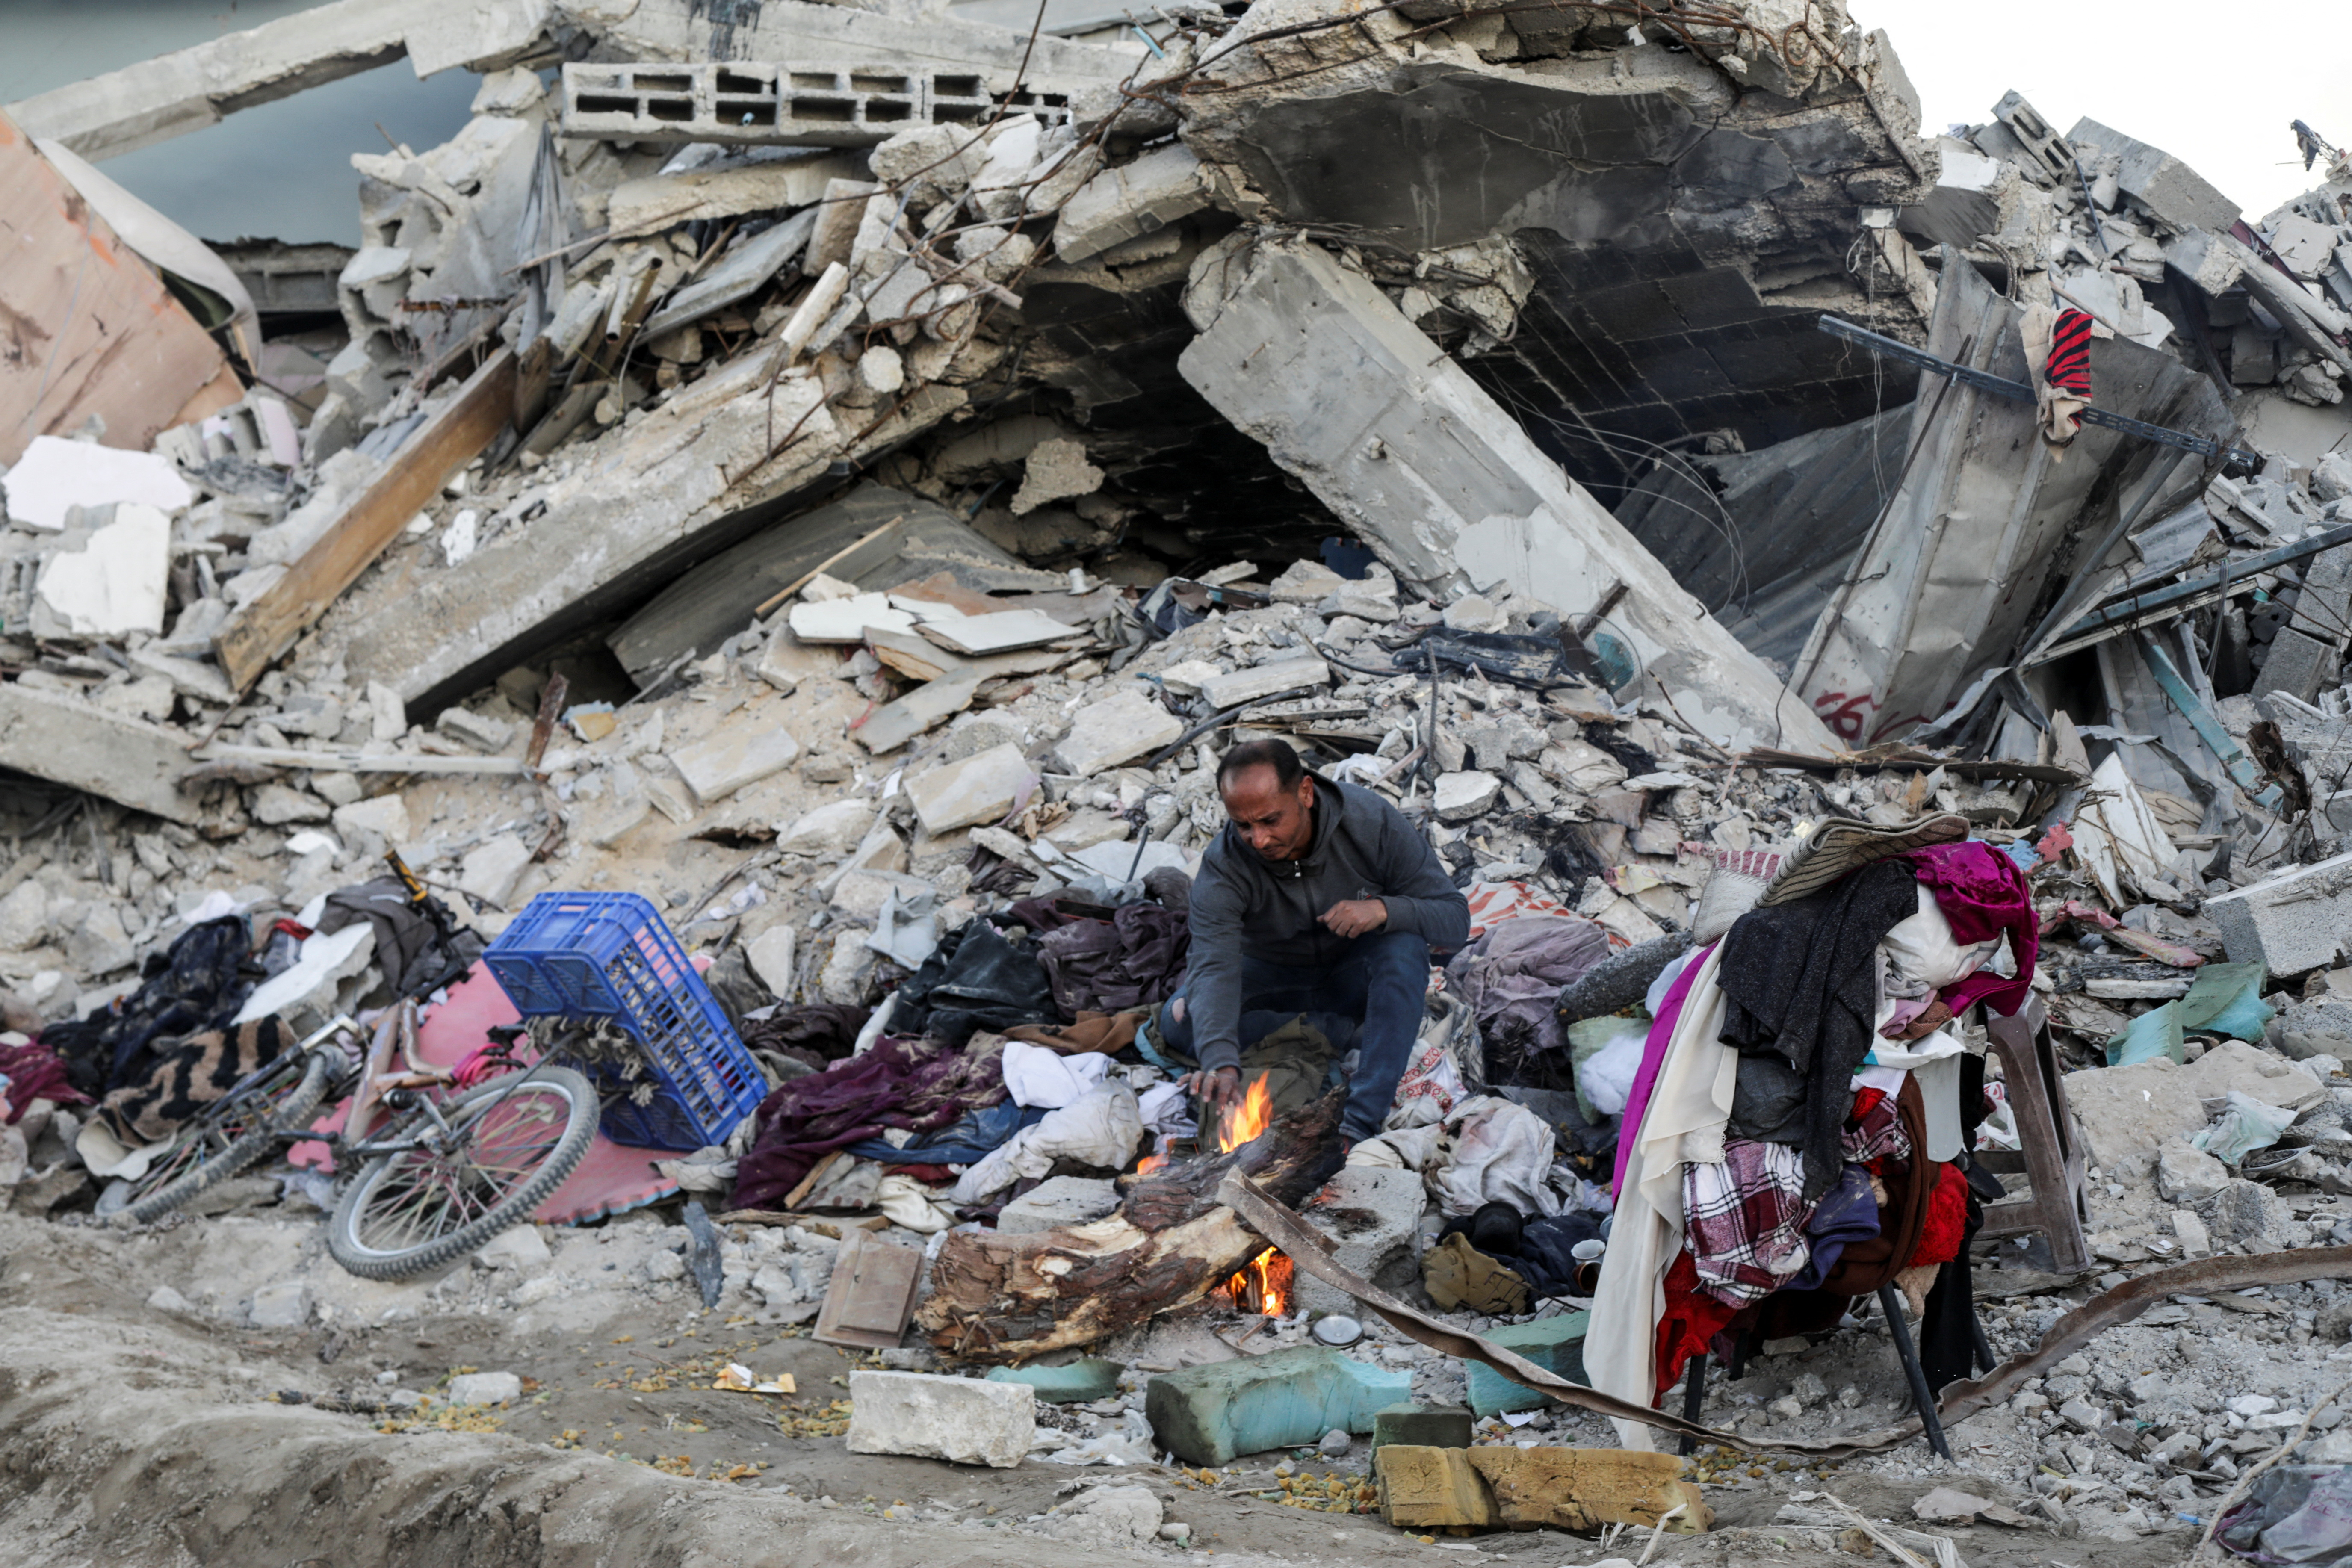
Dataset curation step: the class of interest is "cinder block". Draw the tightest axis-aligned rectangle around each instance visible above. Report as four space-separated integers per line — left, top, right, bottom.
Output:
1372 1401 1473 1452
846 1370 1034 1467
1464 1447 1713 1532
1375 1444 1501 1530
2209 847 2352 976
1145 1346 1408 1466
1465 1311 1590 1416
1294 1166 1425 1315
561 60 1072 148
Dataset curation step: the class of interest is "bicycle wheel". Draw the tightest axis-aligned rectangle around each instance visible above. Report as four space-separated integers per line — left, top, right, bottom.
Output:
326 1066 597 1281
99 1048 337 1225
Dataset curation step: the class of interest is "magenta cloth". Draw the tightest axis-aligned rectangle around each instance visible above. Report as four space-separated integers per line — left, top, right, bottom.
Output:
1610 943 1715 1199
0 1042 87 1119
1900 841 2037 1017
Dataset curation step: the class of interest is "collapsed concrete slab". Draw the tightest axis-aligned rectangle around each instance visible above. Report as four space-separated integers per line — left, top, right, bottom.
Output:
1791 257 2230 746
2 0 555 162
1178 236 1839 754
331 354 969 711
1176 0 1934 481
0 685 199 824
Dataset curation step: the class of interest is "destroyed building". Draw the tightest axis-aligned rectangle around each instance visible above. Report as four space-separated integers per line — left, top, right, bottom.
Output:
12 0 2352 1562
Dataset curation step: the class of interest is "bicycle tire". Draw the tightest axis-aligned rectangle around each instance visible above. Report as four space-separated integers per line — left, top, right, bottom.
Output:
325 1066 597 1282
101 1049 337 1226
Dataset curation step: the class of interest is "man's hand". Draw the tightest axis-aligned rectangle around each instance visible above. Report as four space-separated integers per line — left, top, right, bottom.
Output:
1184 1064 1243 1122
1318 898 1389 939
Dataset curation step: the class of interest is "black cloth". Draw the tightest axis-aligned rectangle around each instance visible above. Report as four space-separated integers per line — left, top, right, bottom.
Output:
1717 859 1919 1199
1726 1054 1815 1145
1919 1054 2000 1393
1034 901 1189 1019
892 920 1057 1047
741 1003 871 1070
43 916 258 1098
1188 775 1468 1077
314 877 483 996
1436 1207 1604 1299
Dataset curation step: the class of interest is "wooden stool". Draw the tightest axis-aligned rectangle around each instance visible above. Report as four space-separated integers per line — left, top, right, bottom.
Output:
1977 994 2092 1274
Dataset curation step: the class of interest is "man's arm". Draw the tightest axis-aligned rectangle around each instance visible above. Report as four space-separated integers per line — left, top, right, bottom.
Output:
1183 853 1250 1076
1366 795 1471 949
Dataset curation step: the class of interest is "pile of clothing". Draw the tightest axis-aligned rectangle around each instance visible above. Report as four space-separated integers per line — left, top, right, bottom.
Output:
1585 819 2036 1444
728 893 1195 1224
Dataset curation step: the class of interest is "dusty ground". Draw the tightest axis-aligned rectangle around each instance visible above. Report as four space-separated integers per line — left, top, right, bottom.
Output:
0 1207 2198 1568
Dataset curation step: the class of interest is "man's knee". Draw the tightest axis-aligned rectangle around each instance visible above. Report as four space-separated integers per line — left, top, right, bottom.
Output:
1363 928 1430 975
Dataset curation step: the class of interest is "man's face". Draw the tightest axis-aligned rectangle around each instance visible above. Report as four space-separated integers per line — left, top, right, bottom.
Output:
1220 764 1317 862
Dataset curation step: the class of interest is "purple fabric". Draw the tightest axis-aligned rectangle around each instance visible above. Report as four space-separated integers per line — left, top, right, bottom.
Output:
1900 841 2037 1017
1611 942 1715 1199
1783 1162 1880 1292
1446 915 1613 1061
0 1042 88 1119
729 1034 1008 1210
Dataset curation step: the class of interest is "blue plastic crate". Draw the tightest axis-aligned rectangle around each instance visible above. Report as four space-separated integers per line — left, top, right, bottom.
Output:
485 892 765 1151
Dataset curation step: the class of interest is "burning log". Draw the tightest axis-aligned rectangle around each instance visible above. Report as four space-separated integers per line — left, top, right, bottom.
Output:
915 1082 1347 1363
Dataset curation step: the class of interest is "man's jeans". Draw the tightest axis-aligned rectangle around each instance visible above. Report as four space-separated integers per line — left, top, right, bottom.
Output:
1156 929 1430 1142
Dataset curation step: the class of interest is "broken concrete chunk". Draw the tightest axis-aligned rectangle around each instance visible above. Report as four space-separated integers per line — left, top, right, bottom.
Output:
780 799 877 856
1054 687 1182 775
3 437 193 530
1197 655 1330 710
435 706 514 753
2157 1140 2229 1204
1268 559 1347 605
845 1370 1033 1468
331 794 412 857
1463 1447 1710 1533
251 784 330 826
1293 1166 1422 1316
668 726 800 808
748 925 797 999
248 1279 309 1329
907 741 1037 835
2209 849 2352 975
1433 771 1501 823
996 1175 1121 1234
458 835 533 908
1054 142 1211 265
789 592 916 643
2068 118 2240 233
446 1370 523 1406
1009 436 1105 515
35 503 171 636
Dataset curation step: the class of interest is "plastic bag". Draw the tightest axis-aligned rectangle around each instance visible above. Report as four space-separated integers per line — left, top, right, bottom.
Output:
2218 1463 2352 1562
1579 1022 1649 1118
1039 1409 1158 1466
2194 1090 2300 1166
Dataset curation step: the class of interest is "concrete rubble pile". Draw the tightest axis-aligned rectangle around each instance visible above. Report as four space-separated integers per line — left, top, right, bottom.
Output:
17 0 2352 1561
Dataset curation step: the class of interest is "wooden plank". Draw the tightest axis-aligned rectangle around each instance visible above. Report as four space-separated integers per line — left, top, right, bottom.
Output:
0 109 239 465
812 1228 924 1349
214 347 516 693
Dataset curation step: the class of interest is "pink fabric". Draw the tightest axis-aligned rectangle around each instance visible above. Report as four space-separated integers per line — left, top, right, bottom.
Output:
1610 942 1715 1199
290 964 686 1224
1900 842 2037 1018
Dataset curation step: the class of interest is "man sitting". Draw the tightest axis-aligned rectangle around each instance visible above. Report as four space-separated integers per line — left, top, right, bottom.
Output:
1157 738 1469 1146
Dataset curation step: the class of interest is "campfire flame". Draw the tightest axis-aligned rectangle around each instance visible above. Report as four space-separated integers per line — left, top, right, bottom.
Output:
1228 1247 1293 1317
1217 1071 1275 1153
1135 1152 1169 1176
1215 1074 1290 1314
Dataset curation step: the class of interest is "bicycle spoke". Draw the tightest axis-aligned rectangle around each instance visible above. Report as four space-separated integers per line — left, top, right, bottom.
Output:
346 1082 577 1257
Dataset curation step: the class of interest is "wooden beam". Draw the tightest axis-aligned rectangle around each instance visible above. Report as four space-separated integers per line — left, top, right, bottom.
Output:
214 347 517 693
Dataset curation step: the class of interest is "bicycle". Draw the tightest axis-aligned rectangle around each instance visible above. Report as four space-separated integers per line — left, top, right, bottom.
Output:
100 1001 598 1281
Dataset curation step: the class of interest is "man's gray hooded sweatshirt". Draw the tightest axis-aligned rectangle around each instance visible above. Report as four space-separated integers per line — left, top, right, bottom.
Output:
1185 774 1469 1076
